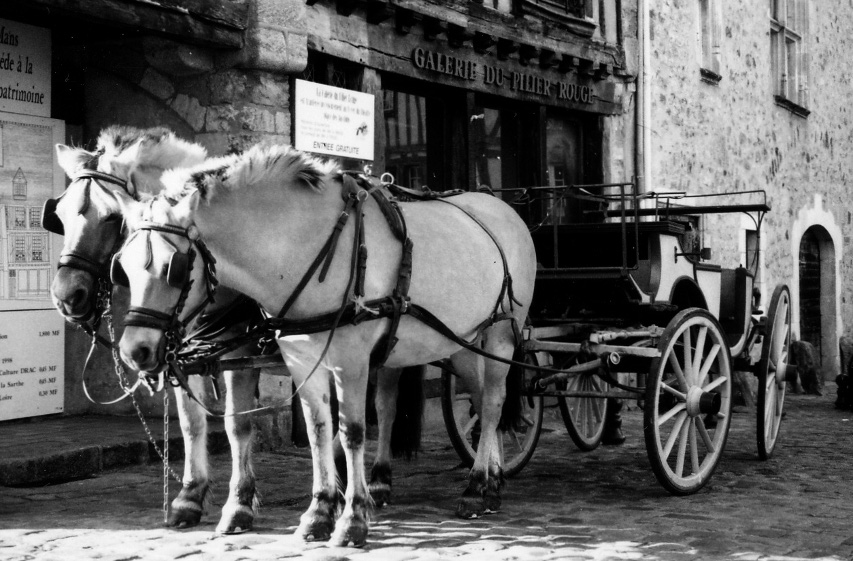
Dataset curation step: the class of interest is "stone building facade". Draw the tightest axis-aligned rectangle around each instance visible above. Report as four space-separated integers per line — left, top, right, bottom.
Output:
645 0 852 377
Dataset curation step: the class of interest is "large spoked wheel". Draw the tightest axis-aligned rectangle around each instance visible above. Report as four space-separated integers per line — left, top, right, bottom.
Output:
644 308 733 495
757 284 791 460
441 353 544 477
557 355 609 451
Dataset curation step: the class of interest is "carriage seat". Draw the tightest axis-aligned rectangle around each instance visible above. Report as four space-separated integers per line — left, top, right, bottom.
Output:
532 221 686 273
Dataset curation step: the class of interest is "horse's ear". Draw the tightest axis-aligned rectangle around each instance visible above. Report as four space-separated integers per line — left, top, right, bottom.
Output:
56 144 96 177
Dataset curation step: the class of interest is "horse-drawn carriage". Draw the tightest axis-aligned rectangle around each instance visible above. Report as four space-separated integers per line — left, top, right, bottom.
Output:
46 127 791 546
442 181 792 494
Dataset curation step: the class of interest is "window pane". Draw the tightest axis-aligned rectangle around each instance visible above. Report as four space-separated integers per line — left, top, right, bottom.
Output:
472 107 502 193
785 37 798 100
383 90 428 188
544 112 582 225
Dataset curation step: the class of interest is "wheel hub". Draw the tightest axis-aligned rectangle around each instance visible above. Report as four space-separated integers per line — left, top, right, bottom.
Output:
685 386 721 417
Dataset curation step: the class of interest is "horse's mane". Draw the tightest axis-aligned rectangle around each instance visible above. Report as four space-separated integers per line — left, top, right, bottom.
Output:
160 144 338 203
97 125 208 173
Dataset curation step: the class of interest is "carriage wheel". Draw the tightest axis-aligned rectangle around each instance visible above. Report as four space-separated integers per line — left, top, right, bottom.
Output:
557 361 609 451
440 353 544 477
644 308 733 495
757 285 791 460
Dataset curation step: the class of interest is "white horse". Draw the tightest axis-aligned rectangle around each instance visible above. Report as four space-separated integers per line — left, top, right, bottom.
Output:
115 144 536 546
50 127 421 533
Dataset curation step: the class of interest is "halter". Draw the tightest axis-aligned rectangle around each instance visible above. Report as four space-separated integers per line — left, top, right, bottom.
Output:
115 220 219 365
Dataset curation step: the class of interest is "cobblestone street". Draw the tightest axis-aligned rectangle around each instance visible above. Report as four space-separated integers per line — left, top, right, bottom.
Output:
2 391 852 561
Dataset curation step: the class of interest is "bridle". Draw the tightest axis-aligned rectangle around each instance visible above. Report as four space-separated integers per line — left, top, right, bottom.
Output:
111 218 219 370
45 169 134 325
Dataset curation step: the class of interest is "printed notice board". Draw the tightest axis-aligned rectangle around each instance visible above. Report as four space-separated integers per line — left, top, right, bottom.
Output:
0 112 66 420
0 19 51 118
294 79 375 161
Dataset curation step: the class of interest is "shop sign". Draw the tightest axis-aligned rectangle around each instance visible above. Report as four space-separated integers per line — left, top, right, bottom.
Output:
294 79 375 161
0 19 51 118
0 113 66 420
412 47 594 105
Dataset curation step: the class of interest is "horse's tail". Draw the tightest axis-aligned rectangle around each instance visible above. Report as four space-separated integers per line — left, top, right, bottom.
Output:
391 365 425 459
499 343 527 431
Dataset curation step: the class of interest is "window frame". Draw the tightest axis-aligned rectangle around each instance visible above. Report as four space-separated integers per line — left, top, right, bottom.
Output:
698 0 722 84
770 0 810 116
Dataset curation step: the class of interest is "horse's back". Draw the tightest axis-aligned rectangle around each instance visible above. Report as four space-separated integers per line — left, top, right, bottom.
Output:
396 192 536 334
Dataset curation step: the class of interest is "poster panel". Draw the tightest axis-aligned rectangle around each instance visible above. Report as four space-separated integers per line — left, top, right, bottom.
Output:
0 112 66 420
0 19 51 118
294 79 375 161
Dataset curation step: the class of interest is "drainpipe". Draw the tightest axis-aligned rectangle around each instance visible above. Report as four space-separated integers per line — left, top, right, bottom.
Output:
635 0 652 196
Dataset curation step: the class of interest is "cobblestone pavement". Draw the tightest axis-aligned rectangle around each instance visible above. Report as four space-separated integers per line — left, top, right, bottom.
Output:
1 391 852 561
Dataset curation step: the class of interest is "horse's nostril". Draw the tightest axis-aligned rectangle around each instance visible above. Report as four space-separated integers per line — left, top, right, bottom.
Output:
130 345 152 367
69 288 89 307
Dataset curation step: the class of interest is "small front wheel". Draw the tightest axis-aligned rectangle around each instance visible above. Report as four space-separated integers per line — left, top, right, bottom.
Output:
644 308 733 495
557 365 609 451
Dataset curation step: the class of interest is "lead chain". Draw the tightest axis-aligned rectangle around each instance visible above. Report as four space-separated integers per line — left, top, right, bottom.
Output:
163 390 170 524
101 284 182 485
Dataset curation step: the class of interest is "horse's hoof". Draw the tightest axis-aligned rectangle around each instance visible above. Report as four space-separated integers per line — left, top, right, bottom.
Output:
298 520 333 542
455 496 485 519
368 482 392 508
331 517 368 547
215 506 254 535
483 487 501 514
166 503 203 528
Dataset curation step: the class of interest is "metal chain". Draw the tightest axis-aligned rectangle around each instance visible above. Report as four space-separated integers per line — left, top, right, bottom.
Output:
100 281 183 484
163 390 170 524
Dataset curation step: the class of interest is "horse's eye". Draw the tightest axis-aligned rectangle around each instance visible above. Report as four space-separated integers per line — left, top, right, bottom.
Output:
103 214 121 224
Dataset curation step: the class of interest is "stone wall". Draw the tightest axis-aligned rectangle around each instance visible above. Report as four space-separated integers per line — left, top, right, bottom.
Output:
648 1 853 373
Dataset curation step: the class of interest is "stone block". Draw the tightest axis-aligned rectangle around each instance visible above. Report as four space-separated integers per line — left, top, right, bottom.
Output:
170 94 207 132
205 104 240 133
142 36 215 77
240 106 277 133
209 71 249 105
219 0 308 73
139 68 175 100
252 74 289 106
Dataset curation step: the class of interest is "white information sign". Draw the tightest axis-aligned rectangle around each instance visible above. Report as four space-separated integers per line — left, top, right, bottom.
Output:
0 19 51 118
0 309 65 421
0 112 65 420
294 79 375 161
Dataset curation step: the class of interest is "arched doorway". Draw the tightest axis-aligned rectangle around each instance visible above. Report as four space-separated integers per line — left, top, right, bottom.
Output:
798 225 837 376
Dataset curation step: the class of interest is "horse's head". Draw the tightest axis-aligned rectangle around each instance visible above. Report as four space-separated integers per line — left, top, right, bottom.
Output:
115 194 213 373
49 126 207 321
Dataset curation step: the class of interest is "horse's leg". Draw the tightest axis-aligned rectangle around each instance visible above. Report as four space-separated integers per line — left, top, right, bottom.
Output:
283 350 338 542
453 329 513 519
168 375 211 528
369 366 400 507
215 366 261 534
330 358 372 547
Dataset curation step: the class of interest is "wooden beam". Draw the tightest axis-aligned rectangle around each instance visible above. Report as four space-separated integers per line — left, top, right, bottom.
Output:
447 23 472 48
336 0 361 17
15 0 246 48
518 44 538 66
366 0 393 24
395 7 416 35
473 32 495 54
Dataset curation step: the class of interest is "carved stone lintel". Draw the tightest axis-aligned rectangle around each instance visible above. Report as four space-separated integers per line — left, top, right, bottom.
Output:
143 36 214 77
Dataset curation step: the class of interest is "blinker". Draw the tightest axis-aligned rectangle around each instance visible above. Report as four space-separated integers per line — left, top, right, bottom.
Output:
42 198 64 235
110 253 129 287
